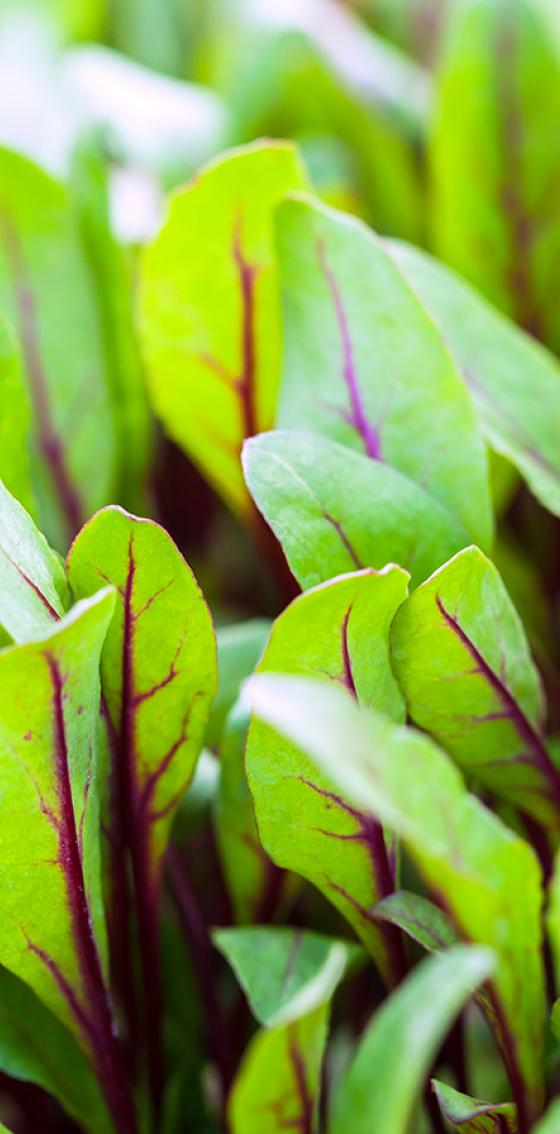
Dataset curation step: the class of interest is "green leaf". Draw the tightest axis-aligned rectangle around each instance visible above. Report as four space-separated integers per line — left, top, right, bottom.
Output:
275 194 492 549
215 705 286 925
229 1002 328 1134
329 946 494 1134
70 132 152 515
0 315 33 515
206 618 270 750
0 147 119 549
388 239 560 517
391 545 560 826
0 591 123 1063
432 1080 518 1133
214 927 356 1028
246 567 409 985
66 504 218 885
0 965 111 1133
374 890 459 953
0 479 69 643
534 1099 560 1134
245 675 546 1124
139 141 309 516
243 430 469 589
430 0 560 350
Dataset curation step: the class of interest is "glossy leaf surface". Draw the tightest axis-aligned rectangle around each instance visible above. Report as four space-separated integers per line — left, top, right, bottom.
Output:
275 194 492 548
243 430 469 589
433 1080 518 1133
389 239 560 517
246 675 546 1124
0 480 68 644
391 546 560 826
67 505 218 885
214 927 355 1027
246 568 409 985
139 141 309 515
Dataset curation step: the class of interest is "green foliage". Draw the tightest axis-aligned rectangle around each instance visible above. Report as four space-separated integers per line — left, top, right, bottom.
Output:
139 142 308 516
330 948 494 1134
2 7 560 1130
391 545 559 825
246 675 546 1125
275 195 492 549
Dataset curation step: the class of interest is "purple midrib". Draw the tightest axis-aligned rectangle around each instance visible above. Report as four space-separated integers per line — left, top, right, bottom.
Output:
317 239 382 461
436 596 560 805
233 222 258 441
0 545 60 620
46 654 136 1134
0 212 83 537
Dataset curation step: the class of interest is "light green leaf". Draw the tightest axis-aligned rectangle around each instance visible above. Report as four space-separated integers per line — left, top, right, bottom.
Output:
0 480 69 643
215 705 286 926
534 1099 560 1134
246 567 409 985
391 545 560 826
0 315 33 515
245 675 546 1124
388 239 560 517
139 141 309 516
374 890 458 953
0 590 119 1060
206 618 271 750
0 965 111 1133
214 927 356 1028
0 147 118 549
275 194 492 549
229 1003 327 1134
432 1080 518 1132
66 504 218 884
243 430 469 589
329 946 494 1134
430 0 560 351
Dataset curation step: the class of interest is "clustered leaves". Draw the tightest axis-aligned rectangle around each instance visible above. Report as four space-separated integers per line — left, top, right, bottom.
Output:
1 2 560 1133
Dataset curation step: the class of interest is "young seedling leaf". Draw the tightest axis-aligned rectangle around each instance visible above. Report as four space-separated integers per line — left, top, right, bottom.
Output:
245 675 546 1126
0 315 34 515
215 704 286 925
391 545 560 826
0 479 69 643
214 927 357 1028
246 567 409 986
243 430 469 589
0 589 137 1133
329 946 494 1134
430 0 560 351
0 147 118 549
67 505 218 887
275 194 492 549
229 1002 328 1134
67 505 217 1111
374 890 459 954
388 239 560 518
139 141 309 516
0 965 112 1133
432 1080 518 1133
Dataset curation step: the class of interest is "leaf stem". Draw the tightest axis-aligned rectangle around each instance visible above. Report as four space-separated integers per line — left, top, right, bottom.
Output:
168 846 234 1118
